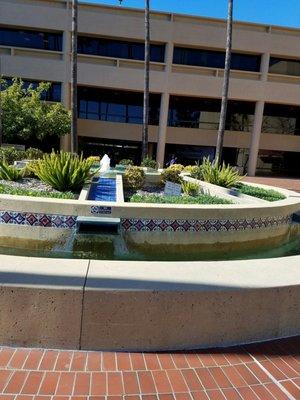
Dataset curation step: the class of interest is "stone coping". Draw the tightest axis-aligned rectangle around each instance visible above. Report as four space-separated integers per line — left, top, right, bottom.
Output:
0 253 299 291
0 253 299 350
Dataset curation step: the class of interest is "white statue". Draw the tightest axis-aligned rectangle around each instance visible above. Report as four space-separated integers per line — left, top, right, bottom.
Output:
99 154 110 173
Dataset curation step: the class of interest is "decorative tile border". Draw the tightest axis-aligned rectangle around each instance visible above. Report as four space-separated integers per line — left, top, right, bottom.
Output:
0 211 77 229
121 215 292 232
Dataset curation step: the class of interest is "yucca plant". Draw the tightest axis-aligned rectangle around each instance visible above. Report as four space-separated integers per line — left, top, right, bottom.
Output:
30 151 96 192
182 181 200 197
201 157 240 188
0 161 24 181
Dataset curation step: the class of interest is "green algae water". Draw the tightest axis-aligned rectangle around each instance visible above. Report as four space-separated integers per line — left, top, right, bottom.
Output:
0 233 299 262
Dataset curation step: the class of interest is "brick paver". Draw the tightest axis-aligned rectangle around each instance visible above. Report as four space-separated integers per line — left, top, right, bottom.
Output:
0 337 299 399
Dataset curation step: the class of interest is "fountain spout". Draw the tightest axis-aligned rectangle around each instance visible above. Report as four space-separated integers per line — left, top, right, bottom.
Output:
100 154 111 173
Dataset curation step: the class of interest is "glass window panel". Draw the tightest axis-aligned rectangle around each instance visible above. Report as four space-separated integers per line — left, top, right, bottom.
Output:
0 27 62 51
173 47 260 72
130 43 144 60
77 35 164 62
269 57 300 76
77 87 160 125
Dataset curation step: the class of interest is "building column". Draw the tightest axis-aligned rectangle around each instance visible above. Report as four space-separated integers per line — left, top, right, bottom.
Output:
248 100 265 176
260 52 270 82
247 52 269 175
156 41 173 167
156 92 170 167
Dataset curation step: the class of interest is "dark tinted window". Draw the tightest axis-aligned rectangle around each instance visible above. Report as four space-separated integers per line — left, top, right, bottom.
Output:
269 57 300 76
3 78 61 102
173 47 261 72
78 87 161 125
262 103 300 135
78 36 165 62
168 96 255 131
0 27 62 51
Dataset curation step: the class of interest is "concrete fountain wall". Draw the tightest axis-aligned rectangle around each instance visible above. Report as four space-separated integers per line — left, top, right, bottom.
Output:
0 182 299 350
0 183 299 255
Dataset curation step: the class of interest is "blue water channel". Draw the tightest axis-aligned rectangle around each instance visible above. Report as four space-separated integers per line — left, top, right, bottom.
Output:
88 177 116 202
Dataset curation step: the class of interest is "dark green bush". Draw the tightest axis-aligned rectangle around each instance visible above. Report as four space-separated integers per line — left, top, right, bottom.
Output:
30 151 95 192
123 166 145 191
181 181 200 196
201 157 240 188
0 161 24 181
25 147 44 160
141 157 158 169
161 164 184 184
119 159 134 166
0 147 26 164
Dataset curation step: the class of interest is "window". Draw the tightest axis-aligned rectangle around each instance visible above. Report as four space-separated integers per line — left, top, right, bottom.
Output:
78 87 161 125
3 78 61 102
0 27 62 51
269 57 300 76
173 47 261 72
168 96 255 131
262 104 300 135
78 36 165 62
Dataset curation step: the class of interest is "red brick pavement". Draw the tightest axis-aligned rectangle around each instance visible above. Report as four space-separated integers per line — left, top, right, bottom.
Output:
0 337 299 399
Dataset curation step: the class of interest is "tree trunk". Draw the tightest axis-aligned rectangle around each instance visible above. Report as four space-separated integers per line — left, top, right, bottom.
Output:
0 57 3 147
142 0 150 160
71 0 78 154
215 0 233 163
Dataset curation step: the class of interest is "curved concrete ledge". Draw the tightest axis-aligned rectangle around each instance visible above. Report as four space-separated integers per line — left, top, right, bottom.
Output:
0 254 299 350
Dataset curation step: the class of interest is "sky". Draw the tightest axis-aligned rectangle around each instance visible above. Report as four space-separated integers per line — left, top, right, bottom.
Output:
82 0 300 29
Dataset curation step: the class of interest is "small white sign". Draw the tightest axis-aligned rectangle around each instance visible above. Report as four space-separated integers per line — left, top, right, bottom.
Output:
164 181 182 197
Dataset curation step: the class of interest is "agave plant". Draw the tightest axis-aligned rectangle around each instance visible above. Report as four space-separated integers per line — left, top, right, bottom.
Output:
0 161 24 181
30 151 96 192
201 157 241 188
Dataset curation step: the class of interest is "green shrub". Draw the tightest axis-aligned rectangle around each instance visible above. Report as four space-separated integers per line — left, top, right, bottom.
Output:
185 162 203 180
30 151 95 192
182 181 200 197
0 183 76 199
141 157 158 169
123 166 145 191
25 147 44 160
235 183 286 201
161 164 184 184
119 159 134 166
201 157 240 188
0 147 26 164
22 161 38 178
130 193 232 205
0 161 24 181
86 156 100 163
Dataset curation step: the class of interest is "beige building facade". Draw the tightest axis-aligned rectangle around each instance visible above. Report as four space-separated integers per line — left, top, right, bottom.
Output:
1 0 300 176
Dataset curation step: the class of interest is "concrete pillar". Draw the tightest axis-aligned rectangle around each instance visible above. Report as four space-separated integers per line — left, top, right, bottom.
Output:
247 52 269 175
156 92 170 167
248 100 265 176
60 2 72 152
156 42 173 167
260 52 270 82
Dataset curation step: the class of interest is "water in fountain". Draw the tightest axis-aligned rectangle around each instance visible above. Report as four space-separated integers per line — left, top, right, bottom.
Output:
100 154 111 173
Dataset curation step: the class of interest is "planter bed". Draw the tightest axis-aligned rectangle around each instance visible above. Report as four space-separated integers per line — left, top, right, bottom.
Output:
236 182 286 202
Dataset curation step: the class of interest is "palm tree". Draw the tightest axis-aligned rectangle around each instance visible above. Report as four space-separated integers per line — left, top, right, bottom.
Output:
70 0 78 154
119 0 150 160
215 0 233 162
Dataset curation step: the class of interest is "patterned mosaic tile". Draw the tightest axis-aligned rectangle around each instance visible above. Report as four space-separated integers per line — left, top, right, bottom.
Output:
121 215 292 232
0 211 77 229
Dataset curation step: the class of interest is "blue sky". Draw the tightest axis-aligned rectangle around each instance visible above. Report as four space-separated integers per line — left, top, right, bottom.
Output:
83 0 300 28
